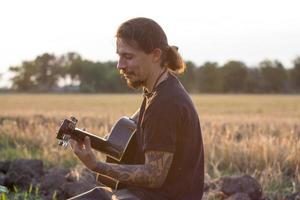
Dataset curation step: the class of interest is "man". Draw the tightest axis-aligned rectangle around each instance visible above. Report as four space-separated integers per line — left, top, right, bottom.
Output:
69 17 204 200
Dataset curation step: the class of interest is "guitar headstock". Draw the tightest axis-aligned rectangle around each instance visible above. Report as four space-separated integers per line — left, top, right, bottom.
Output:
56 116 78 147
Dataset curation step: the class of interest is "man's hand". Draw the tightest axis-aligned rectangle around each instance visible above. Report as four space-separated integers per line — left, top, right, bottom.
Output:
70 136 97 171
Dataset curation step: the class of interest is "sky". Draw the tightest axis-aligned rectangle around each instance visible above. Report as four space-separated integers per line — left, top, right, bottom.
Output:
0 0 300 87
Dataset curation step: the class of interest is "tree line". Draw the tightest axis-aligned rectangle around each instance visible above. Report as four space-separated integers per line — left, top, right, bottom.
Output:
5 52 300 93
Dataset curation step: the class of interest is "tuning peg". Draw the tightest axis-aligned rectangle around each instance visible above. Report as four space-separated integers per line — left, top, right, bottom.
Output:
70 116 78 124
63 135 71 141
58 140 64 146
62 141 69 148
58 140 69 149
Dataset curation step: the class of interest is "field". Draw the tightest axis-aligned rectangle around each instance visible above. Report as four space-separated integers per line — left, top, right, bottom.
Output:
0 94 299 198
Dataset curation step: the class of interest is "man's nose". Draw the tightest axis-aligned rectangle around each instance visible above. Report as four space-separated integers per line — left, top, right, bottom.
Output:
117 58 126 70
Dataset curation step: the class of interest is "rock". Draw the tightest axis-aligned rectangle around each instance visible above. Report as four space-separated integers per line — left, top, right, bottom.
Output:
0 172 6 185
76 168 97 184
260 196 273 200
0 161 11 173
63 167 97 198
5 173 32 190
285 192 300 200
203 190 227 200
4 159 44 190
40 167 70 200
227 193 251 200
219 175 262 200
63 181 96 198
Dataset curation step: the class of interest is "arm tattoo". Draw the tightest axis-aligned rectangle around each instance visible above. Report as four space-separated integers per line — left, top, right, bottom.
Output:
93 151 173 188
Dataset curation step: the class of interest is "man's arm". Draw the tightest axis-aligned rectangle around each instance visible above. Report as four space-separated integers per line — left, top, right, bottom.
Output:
94 150 173 188
71 137 173 188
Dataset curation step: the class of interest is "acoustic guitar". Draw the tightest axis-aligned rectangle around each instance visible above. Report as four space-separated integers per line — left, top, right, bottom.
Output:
56 116 137 189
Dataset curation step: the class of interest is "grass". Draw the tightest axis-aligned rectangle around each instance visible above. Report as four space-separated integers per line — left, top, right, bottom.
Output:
0 185 59 200
0 94 299 199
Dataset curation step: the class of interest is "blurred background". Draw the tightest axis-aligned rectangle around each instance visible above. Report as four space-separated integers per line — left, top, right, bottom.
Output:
0 0 299 199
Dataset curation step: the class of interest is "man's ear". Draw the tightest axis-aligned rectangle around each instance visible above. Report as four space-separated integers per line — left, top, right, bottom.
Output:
151 48 162 63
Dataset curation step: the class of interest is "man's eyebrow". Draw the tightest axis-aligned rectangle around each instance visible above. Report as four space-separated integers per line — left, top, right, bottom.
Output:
116 52 132 56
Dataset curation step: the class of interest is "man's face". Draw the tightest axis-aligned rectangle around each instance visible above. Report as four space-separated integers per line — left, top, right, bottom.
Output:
116 38 154 89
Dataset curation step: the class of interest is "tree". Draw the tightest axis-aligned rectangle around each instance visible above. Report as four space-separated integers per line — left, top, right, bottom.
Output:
65 58 131 93
290 57 300 92
34 53 62 91
9 53 63 92
243 67 265 93
56 52 81 79
7 51 297 94
259 60 287 93
178 61 197 92
95 61 132 93
221 61 248 93
196 62 221 93
9 61 38 91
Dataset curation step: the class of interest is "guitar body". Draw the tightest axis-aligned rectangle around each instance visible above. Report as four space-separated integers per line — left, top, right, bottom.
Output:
56 116 137 189
96 117 138 189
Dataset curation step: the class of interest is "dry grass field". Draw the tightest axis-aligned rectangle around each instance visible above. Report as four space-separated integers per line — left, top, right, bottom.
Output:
0 94 299 198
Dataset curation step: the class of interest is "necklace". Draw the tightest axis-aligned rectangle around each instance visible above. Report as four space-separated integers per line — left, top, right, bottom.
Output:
152 67 168 91
144 67 168 98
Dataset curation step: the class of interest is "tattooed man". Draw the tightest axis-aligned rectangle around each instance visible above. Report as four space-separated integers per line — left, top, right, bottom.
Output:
69 17 204 200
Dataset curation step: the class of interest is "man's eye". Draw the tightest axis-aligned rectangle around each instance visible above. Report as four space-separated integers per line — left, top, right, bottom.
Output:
124 55 133 59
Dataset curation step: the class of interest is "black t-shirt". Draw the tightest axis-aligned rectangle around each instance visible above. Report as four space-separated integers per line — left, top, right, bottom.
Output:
129 73 204 200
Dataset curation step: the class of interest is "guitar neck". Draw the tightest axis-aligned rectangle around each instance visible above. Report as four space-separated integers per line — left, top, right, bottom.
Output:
72 128 122 159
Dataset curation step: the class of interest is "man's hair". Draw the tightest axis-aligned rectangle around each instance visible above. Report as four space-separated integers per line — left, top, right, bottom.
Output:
116 17 186 74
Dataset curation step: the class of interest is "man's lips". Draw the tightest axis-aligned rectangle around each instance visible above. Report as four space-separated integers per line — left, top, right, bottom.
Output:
123 73 130 78
119 69 135 80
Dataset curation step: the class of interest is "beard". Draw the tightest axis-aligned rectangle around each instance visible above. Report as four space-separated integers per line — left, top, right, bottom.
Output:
126 79 144 89
120 69 144 89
